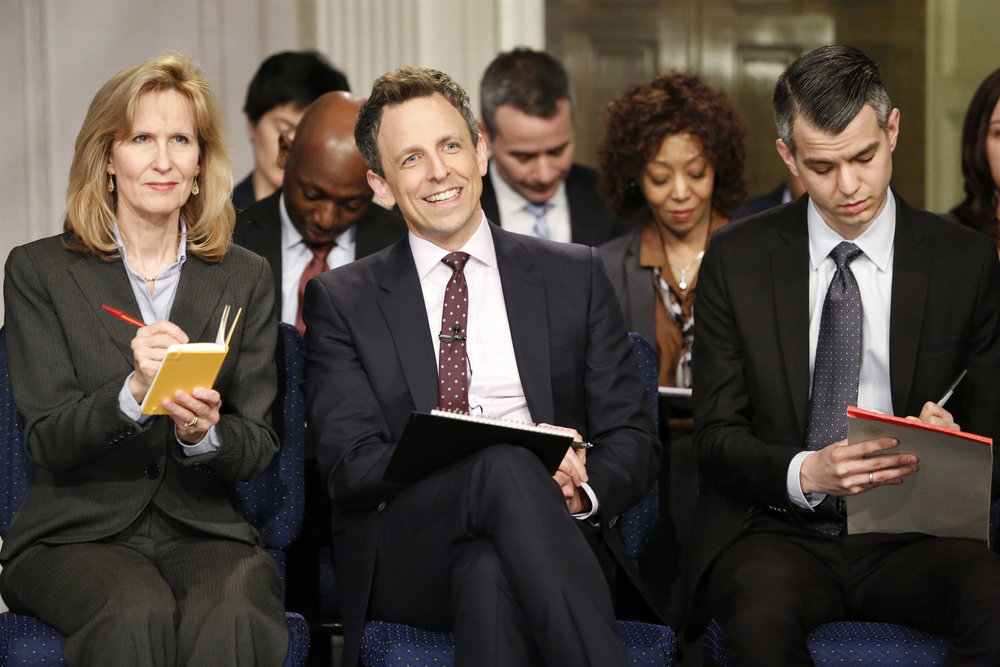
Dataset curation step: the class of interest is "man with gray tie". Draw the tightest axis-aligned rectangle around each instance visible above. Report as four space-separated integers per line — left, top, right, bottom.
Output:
685 45 1000 665
477 48 624 246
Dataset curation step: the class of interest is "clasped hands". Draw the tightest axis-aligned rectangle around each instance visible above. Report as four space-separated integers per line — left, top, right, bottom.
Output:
800 401 957 497
538 423 590 514
127 320 221 444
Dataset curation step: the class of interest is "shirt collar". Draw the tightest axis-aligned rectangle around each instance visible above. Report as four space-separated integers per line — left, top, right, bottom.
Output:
808 190 895 272
489 165 566 219
279 190 356 251
409 212 497 280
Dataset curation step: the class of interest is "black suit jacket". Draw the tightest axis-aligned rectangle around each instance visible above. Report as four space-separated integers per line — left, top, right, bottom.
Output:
685 193 1000 635
0 235 279 563
302 222 659 665
234 190 406 314
480 162 627 246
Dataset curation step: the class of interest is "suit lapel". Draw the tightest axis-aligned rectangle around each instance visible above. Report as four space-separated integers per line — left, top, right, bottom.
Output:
888 197 929 414
771 200 811 435
377 239 439 411
622 232 655 341
68 254 141 366
170 255 229 343
493 226 554 422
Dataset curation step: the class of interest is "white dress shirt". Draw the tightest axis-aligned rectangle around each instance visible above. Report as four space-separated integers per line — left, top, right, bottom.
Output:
787 192 896 509
409 215 598 516
279 192 356 325
489 168 572 243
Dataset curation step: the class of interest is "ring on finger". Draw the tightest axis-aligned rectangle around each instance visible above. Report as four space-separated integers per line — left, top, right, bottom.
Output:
869 471 874 485
185 416 199 428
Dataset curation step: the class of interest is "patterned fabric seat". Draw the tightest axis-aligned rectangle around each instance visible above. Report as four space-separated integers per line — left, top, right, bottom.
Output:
362 619 677 667
359 332 677 665
704 619 947 666
0 323 310 666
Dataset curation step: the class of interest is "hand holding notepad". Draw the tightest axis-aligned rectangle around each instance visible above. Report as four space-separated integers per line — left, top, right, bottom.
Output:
139 306 242 415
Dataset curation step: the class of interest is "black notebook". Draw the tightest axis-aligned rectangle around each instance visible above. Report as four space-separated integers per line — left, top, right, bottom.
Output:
383 410 574 483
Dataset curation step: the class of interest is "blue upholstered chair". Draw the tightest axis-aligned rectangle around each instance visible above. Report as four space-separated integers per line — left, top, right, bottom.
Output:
0 323 310 666
703 619 947 666
359 331 677 666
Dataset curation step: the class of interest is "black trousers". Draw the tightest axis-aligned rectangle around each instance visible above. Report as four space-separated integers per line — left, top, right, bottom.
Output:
367 444 629 667
706 514 1000 666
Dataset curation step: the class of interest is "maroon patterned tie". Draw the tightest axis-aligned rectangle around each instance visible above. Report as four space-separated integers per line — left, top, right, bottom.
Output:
437 252 471 412
296 243 334 336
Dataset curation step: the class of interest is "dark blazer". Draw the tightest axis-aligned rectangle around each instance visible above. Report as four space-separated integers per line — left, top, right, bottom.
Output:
735 182 787 220
234 190 407 314
600 227 654 344
232 172 256 212
0 235 280 564
480 162 627 246
685 193 1000 635
302 222 660 665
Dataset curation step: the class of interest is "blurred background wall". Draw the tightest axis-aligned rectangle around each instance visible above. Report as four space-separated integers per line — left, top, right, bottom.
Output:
0 0 996 318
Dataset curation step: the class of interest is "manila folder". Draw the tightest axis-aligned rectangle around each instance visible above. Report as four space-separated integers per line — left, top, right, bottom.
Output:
845 406 993 545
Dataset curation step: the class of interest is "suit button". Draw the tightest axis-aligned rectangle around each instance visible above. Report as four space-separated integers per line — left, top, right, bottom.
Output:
144 463 161 479
376 502 387 512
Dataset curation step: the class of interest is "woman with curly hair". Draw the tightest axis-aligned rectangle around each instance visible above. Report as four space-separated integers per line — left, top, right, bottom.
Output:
951 67 1000 254
599 72 747 390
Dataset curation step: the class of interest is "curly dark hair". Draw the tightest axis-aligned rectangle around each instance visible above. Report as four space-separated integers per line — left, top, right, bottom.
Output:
951 67 1000 241
598 71 747 219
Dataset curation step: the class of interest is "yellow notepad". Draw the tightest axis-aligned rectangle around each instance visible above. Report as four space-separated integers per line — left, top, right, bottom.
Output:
140 306 242 415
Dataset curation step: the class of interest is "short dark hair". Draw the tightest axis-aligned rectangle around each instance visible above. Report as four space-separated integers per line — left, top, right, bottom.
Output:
598 71 747 219
773 45 891 154
480 48 573 136
243 51 349 125
355 66 479 177
952 67 1000 240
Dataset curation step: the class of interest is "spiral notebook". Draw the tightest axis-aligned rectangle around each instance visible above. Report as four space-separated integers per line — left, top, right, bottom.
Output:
139 306 242 415
383 410 575 483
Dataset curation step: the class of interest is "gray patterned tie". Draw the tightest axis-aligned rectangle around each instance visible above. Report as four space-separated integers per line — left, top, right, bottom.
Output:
437 252 471 413
525 202 551 240
805 241 864 534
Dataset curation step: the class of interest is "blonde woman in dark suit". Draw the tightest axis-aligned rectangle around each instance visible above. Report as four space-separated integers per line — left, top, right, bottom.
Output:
0 53 286 666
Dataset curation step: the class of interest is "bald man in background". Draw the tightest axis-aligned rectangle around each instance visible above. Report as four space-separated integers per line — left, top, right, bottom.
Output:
234 91 405 634
236 90 406 331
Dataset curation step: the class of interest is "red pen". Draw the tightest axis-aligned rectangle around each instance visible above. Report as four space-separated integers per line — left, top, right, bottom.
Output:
101 304 145 327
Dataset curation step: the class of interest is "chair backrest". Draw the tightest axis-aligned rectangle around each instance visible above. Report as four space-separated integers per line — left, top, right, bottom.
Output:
618 332 660 563
232 322 306 553
0 327 29 535
0 324 306 557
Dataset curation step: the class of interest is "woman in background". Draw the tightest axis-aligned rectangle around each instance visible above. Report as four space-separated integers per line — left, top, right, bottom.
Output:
0 53 286 665
951 67 1000 254
598 74 746 615
599 72 746 391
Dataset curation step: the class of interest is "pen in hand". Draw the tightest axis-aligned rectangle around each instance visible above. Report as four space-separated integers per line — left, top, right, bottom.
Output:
936 369 968 407
101 304 145 327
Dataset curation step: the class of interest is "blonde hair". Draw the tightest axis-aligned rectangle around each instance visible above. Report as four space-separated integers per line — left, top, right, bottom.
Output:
64 51 233 261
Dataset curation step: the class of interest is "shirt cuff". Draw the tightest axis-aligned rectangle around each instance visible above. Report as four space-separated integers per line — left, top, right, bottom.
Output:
118 374 151 425
571 482 600 520
177 424 221 456
787 450 825 510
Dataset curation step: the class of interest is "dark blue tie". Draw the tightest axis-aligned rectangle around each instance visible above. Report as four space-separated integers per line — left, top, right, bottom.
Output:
804 241 864 533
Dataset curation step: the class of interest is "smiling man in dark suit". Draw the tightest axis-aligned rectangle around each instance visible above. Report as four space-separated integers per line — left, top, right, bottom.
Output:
235 91 405 334
686 45 1000 665
478 48 624 246
302 66 658 666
